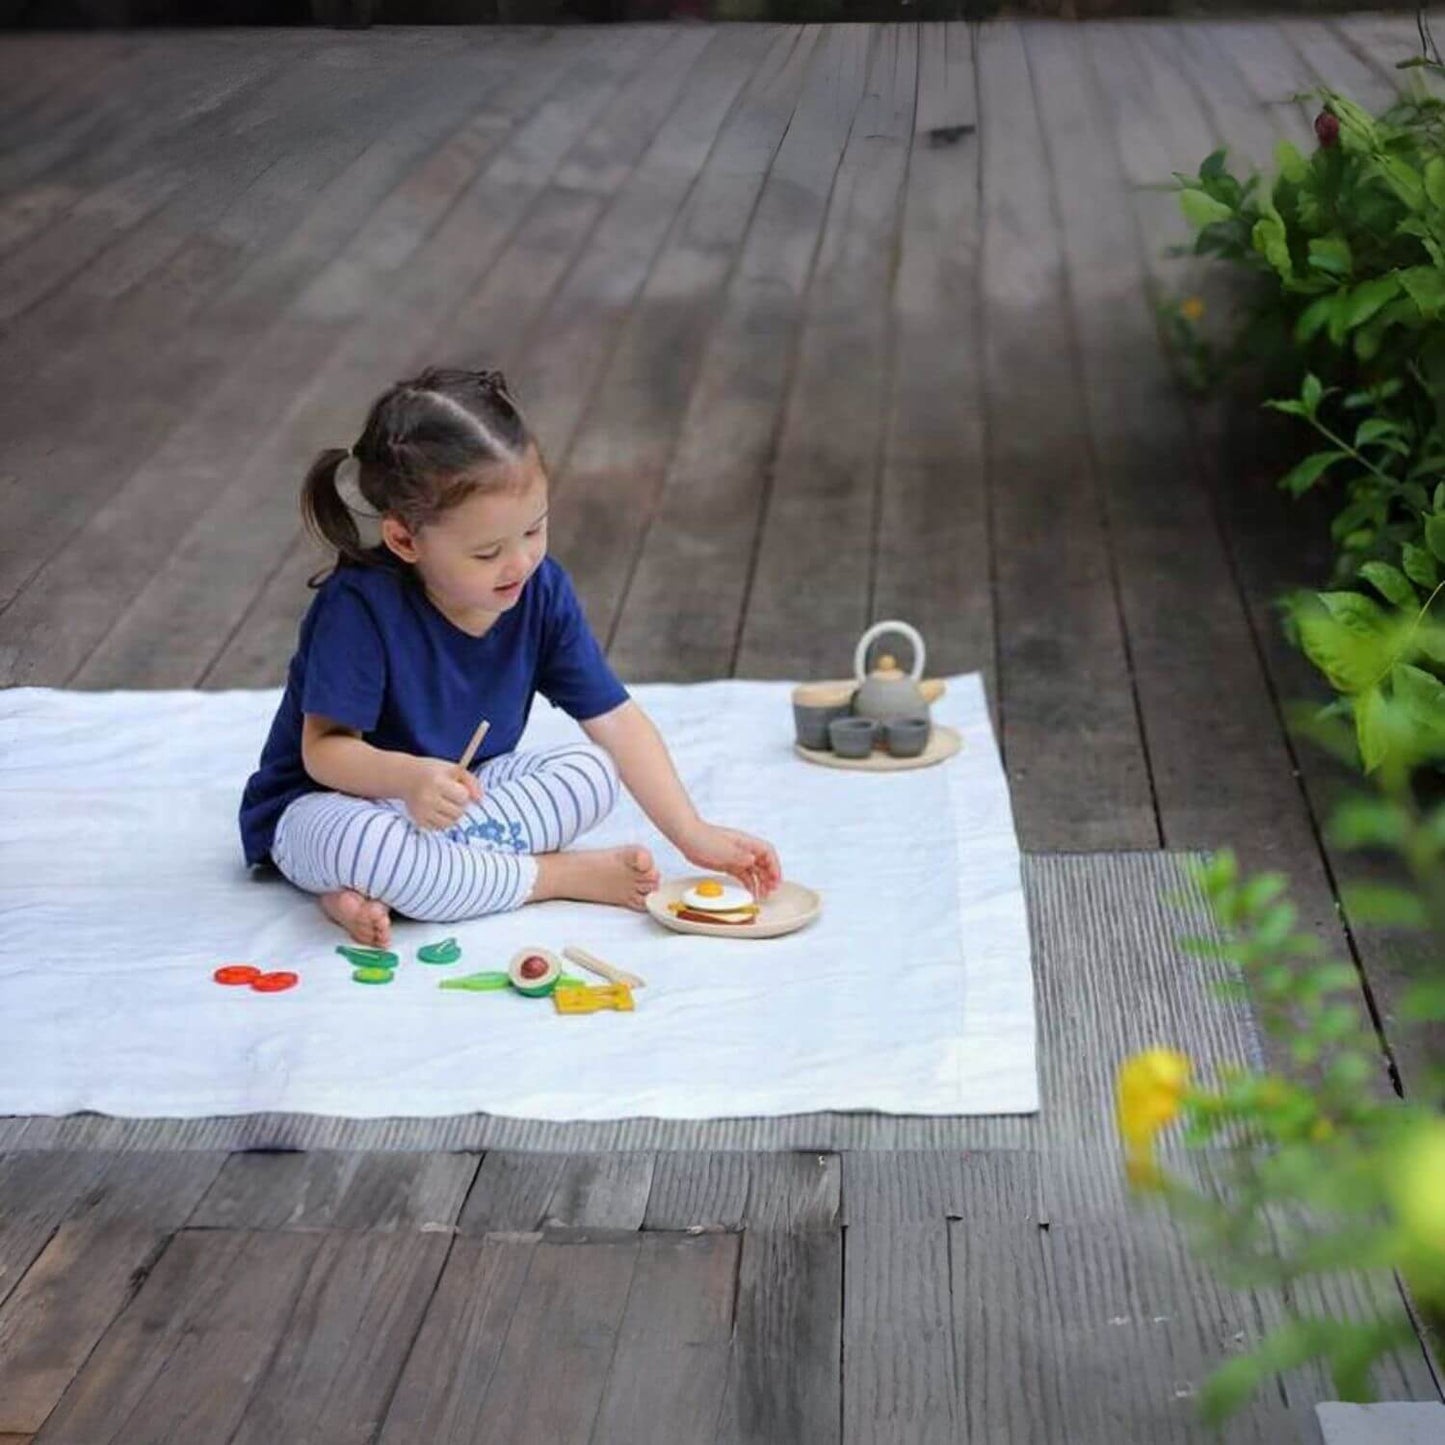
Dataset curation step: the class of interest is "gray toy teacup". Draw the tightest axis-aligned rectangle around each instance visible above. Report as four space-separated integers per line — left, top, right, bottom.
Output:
829 716 878 758
885 716 931 758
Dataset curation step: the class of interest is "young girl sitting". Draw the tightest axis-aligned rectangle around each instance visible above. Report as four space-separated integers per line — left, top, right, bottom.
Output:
240 367 781 948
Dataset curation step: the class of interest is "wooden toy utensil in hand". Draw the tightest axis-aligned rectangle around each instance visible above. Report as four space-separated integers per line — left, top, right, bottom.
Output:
458 717 490 770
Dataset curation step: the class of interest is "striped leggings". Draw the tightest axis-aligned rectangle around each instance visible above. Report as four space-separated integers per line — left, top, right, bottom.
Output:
271 742 620 922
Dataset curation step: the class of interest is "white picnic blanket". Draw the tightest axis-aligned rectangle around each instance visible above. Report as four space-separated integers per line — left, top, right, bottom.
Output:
0 675 1037 1120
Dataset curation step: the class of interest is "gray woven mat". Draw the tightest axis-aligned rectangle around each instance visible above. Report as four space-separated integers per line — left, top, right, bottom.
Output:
0 852 1258 1152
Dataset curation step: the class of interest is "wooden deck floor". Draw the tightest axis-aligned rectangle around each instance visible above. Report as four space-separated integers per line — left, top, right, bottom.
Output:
0 14 1442 1441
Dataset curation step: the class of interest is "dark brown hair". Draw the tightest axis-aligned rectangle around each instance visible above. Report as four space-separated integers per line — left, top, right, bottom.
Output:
302 366 536 577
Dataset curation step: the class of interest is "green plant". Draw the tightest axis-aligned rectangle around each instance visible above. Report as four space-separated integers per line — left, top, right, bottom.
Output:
1175 92 1445 586
1120 594 1445 1422
1133 84 1445 1423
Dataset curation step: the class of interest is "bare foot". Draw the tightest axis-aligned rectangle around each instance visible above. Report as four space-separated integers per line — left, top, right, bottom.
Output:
531 845 659 911
320 889 392 947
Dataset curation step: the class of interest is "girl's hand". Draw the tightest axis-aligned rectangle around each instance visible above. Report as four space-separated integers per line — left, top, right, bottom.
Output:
679 822 782 899
403 757 483 831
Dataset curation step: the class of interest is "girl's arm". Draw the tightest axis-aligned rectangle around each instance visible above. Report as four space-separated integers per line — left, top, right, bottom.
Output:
302 716 479 829
582 700 782 896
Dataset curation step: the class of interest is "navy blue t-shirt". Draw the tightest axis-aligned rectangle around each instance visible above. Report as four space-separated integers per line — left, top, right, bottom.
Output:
239 553 628 867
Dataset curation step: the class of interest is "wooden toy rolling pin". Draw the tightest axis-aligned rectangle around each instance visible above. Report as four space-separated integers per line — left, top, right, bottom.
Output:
562 945 645 990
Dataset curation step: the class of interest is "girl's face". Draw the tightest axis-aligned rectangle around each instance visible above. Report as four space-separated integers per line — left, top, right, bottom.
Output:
381 446 550 634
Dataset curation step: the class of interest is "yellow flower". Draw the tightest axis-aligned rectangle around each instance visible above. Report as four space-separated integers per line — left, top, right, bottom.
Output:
1116 1049 1192 1188
1180 296 1205 322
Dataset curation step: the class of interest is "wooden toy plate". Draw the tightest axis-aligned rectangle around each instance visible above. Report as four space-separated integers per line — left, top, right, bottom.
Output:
794 723 963 772
646 877 822 940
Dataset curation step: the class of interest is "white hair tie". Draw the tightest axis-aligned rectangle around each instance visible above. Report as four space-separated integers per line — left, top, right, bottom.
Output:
334 455 384 547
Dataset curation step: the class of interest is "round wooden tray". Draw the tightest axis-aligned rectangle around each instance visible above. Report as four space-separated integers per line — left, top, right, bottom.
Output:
794 723 963 772
646 877 822 940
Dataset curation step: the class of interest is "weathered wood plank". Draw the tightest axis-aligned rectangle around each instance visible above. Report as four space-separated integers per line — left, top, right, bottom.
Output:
975 21 1157 851
643 1152 753 1230
189 1150 480 1232
376 1234 538 1444
1204 19 1316 150
1032 20 1334 927
604 24 869 680
0 35 548 685
68 28 663 691
457 1152 571 1233
713 1226 842 1445
734 23 917 681
874 22 992 694
1285 16 1403 113
519 26 808 480
946 1149 1287 1444
0 1152 225 1314
459 1235 641 1445
840 1150 971 1229
209 26 773 690
842 1222 956 1445
542 1152 657 1230
564 23 860 672
458 1152 656 1233
745 1152 842 1230
226 1231 452 1445
591 1232 739 1445
0 1221 164 1435
34 1230 321 1445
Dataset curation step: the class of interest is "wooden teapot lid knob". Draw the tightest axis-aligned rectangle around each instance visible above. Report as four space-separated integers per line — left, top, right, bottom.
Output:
874 654 904 678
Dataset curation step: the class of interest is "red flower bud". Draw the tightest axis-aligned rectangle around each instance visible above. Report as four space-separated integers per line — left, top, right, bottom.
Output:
1315 110 1340 148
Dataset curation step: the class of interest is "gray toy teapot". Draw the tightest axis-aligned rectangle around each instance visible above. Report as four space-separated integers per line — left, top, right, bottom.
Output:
851 620 930 724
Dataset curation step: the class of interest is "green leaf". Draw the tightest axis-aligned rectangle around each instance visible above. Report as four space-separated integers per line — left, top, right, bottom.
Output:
1426 512 1445 564
1201 1356 1269 1425
1403 543 1439 589
1399 265 1445 319
1252 202 1292 280
1346 274 1401 328
1278 450 1347 497
1308 235 1352 276
1302 372 1324 414
1199 148 1229 182
1180 187 1234 228
1266 398 1310 419
1238 873 1288 913
1327 796 1405 848
1401 978 1445 1021
1340 882 1430 928
1291 591 1403 694
1378 153 1426 209
1353 417 1409 454
1275 138 1307 183
1359 561 1416 607
1295 293 1336 343
1354 685 1390 772
1426 155 1445 210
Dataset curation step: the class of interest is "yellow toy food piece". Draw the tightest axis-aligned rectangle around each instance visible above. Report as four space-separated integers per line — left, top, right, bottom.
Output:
697 880 724 898
553 982 635 1014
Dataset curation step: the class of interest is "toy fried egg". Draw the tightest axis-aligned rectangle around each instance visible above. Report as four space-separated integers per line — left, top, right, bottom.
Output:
681 878 754 913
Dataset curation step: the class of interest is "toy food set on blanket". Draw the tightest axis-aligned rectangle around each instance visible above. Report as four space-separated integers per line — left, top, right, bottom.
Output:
211 935 639 1014
791 620 962 771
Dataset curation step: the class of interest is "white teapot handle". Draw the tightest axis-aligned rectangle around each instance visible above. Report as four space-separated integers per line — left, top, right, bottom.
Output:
854 620 926 684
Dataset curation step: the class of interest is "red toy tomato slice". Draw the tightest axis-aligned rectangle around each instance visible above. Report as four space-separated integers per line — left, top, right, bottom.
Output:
250 971 299 993
213 965 261 986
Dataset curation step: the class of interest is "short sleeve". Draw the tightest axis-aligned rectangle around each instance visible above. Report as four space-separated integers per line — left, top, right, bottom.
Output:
300 583 387 734
536 565 629 721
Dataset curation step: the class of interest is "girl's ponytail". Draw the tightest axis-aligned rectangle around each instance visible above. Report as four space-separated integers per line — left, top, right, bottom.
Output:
302 447 374 578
